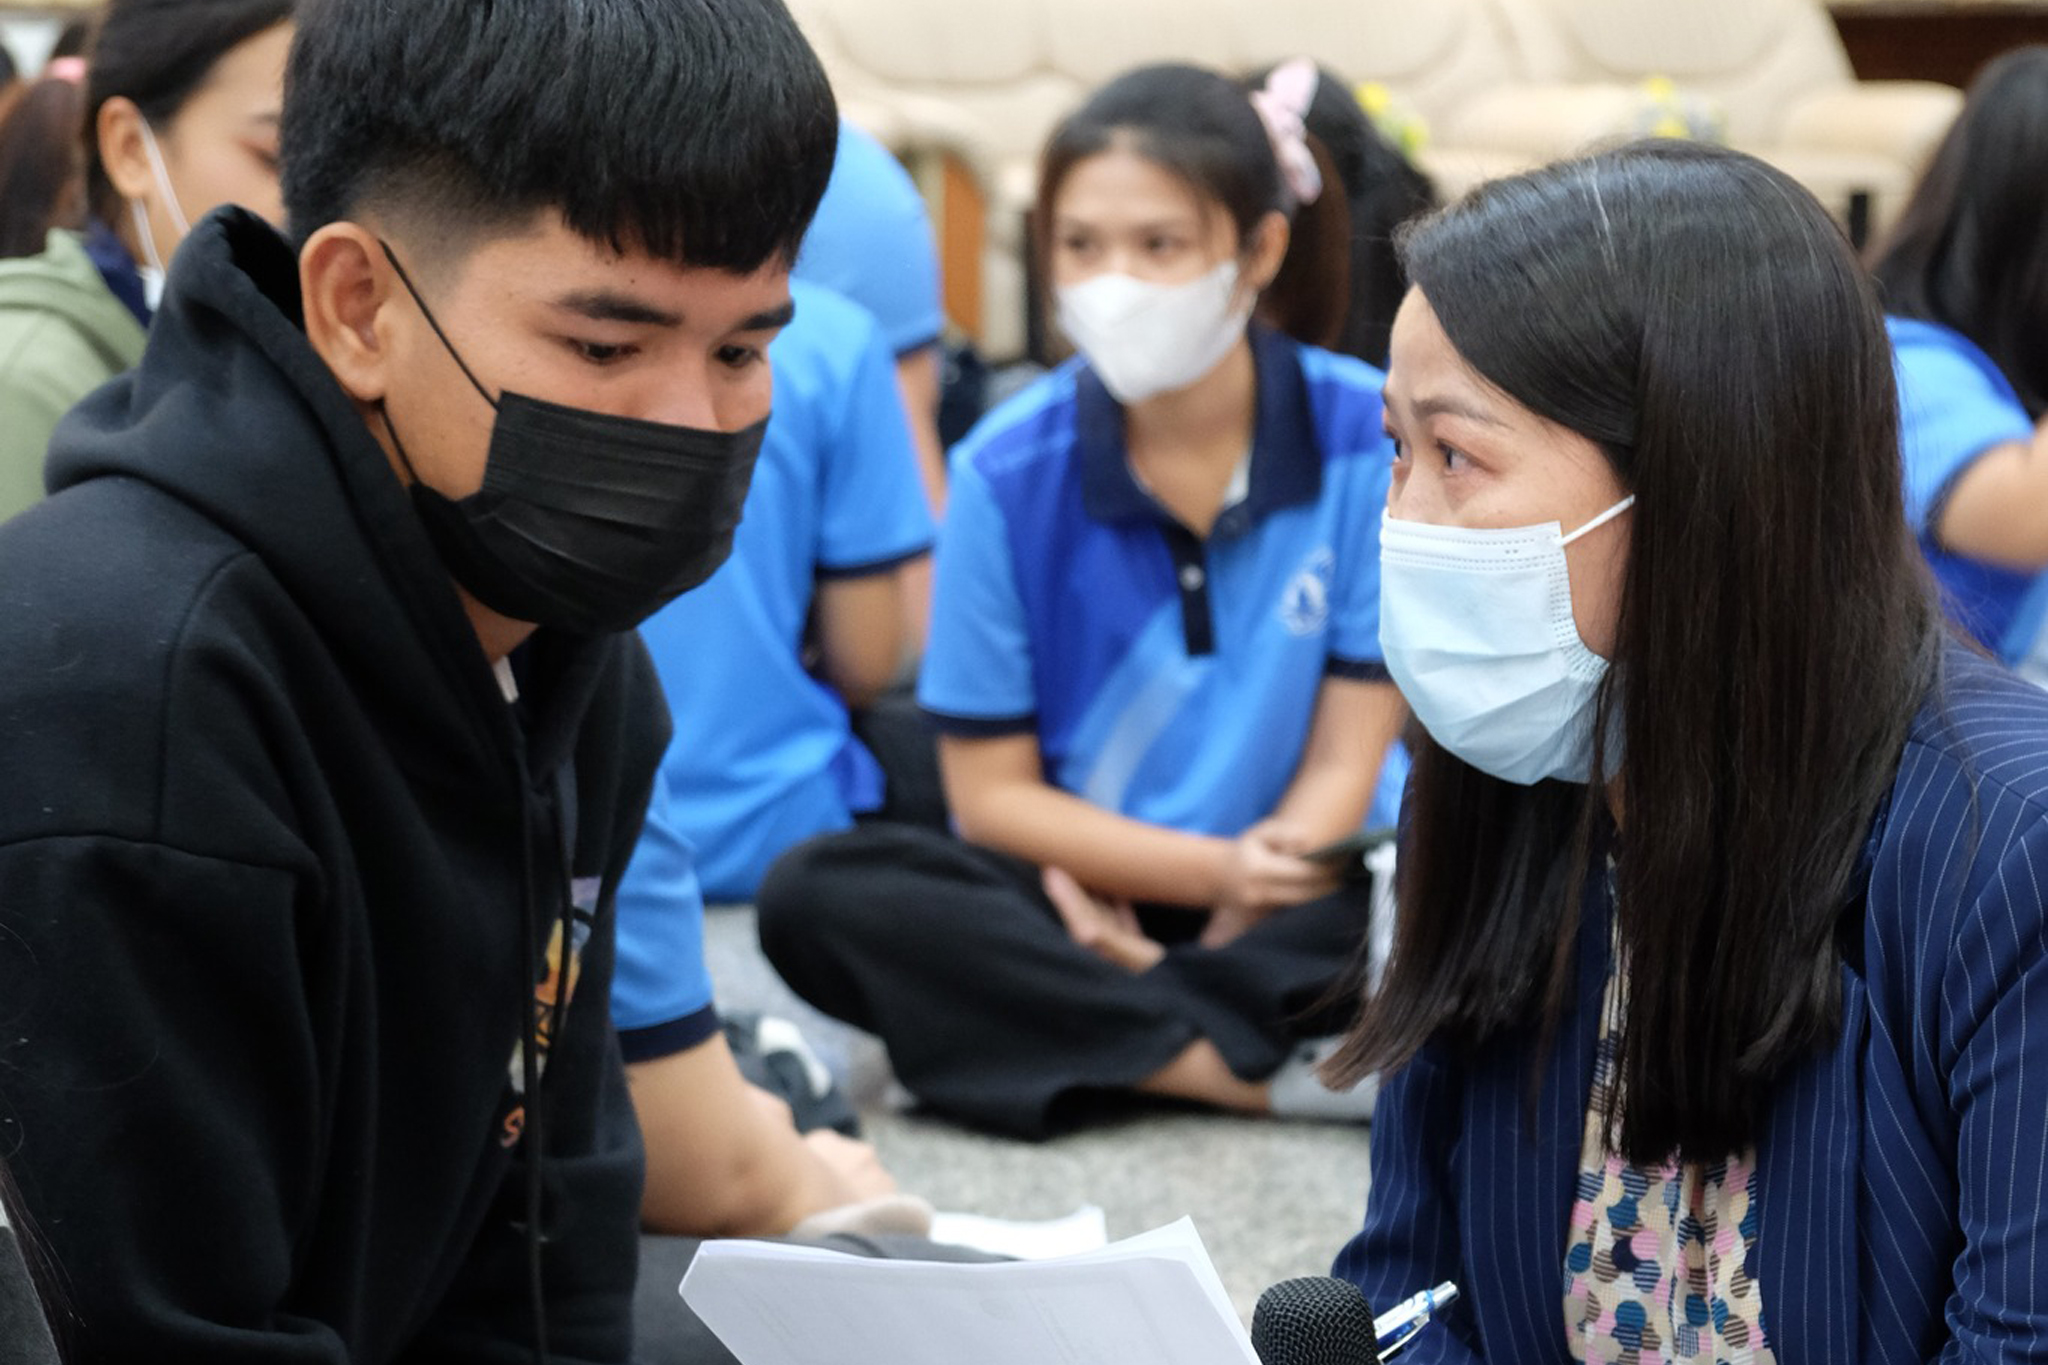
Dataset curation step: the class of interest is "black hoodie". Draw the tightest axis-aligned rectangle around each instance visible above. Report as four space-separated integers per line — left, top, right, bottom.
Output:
0 208 663 1362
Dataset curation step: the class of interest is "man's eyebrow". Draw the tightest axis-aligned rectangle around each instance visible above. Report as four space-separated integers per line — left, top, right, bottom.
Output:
739 298 797 332
544 293 796 332
548 290 685 327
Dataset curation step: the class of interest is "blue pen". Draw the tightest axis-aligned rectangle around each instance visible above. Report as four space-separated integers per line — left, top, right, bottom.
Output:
1373 1281 1459 1353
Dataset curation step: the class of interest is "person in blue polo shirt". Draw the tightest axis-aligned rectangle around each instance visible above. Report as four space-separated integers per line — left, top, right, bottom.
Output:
627 278 934 904
794 120 947 517
614 777 1002 1360
758 62 1408 1140
1868 48 2048 663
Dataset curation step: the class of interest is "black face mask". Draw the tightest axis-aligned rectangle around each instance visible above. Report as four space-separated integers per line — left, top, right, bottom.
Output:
377 241 768 634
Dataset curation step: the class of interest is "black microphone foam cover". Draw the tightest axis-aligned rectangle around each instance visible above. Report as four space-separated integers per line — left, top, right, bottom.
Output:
1251 1275 1380 1365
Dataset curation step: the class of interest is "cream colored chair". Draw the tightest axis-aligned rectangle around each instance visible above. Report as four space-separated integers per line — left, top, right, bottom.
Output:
1486 0 1961 238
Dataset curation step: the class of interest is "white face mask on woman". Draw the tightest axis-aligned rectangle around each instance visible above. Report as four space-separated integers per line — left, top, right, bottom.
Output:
1055 260 1252 404
1377 495 1635 785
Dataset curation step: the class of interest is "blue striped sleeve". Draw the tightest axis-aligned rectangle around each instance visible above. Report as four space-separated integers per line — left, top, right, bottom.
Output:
1333 1046 1485 1361
1938 795 2048 1351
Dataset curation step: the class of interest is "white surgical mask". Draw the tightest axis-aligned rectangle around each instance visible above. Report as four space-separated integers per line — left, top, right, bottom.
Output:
1055 261 1252 404
1378 495 1635 785
127 119 192 312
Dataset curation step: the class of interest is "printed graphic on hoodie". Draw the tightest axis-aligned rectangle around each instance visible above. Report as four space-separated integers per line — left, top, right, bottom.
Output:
499 876 602 1147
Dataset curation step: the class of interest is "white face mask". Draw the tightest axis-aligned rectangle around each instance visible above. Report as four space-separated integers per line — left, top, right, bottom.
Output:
1378 495 1635 785
1054 261 1253 404
127 119 192 311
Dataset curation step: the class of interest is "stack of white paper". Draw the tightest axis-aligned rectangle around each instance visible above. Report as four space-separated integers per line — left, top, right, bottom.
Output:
680 1217 1259 1365
927 1203 1109 1260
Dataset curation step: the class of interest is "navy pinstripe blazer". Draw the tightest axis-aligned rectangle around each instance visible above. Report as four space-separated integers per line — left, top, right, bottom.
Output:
1336 645 2048 1362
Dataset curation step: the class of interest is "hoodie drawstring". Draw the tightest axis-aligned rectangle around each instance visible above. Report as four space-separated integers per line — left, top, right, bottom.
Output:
516 777 551 1364
517 754 585 1365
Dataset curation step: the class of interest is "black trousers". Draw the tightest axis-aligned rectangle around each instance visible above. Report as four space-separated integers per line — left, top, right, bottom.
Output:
756 823 1372 1140
848 685 948 831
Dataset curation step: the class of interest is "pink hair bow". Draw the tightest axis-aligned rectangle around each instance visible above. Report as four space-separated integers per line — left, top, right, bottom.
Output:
1251 57 1324 207
45 57 87 84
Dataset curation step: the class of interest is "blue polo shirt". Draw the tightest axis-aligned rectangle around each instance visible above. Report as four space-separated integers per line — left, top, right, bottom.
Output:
1890 315 2039 657
921 327 1405 834
631 280 935 903
610 771 719 1063
793 121 944 357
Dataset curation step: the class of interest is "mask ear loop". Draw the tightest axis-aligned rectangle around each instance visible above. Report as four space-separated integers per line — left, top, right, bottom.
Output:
128 198 170 278
129 119 191 282
135 120 191 236
377 239 502 411
1558 494 1636 547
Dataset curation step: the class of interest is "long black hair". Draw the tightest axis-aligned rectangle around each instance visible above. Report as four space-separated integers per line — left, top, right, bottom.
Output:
1036 62 1353 351
1870 46 2048 418
1331 141 1942 1163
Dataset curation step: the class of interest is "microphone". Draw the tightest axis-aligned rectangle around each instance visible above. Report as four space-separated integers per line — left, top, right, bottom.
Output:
1251 1276 1381 1365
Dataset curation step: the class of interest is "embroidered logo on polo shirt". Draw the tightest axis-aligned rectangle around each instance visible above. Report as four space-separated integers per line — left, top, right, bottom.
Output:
1280 548 1335 636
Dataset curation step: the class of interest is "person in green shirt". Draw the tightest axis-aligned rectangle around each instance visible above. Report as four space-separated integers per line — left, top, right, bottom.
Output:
0 0 292 523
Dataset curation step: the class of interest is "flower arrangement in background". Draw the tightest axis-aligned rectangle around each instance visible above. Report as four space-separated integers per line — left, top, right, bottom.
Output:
1354 81 1429 158
1632 74 1726 142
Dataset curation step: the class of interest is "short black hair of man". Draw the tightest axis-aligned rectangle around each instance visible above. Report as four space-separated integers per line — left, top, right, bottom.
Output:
279 0 838 273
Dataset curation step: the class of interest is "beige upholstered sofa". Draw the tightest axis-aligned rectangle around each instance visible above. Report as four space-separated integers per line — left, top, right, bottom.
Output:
789 0 1960 360
1484 0 1961 249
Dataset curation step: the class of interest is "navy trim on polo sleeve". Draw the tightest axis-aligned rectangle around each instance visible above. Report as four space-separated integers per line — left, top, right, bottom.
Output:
1326 656 1391 682
618 1003 722 1065
921 706 1039 738
891 329 944 358
816 541 936 581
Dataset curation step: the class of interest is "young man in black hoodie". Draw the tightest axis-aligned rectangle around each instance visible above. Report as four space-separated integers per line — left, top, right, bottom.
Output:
0 0 836 1358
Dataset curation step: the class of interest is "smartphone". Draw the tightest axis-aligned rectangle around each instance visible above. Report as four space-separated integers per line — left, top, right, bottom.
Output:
1300 828 1394 869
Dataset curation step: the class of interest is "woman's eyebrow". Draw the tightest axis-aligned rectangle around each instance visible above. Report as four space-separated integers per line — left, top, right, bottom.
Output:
1050 214 1198 234
1405 393 1506 427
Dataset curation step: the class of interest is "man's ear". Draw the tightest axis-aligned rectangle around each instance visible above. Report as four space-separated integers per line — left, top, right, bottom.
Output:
96 96 155 203
301 223 397 404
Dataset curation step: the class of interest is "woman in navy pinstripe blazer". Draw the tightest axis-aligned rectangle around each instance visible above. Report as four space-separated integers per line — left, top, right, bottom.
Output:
1332 141 2048 1362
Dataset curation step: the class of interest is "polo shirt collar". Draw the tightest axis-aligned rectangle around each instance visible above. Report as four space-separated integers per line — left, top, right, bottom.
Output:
1075 324 1324 535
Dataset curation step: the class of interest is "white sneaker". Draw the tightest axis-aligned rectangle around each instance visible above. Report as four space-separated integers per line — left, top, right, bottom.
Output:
1267 1038 1378 1123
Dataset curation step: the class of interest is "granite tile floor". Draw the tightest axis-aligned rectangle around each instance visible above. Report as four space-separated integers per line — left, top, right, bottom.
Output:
702 903 1376 1321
